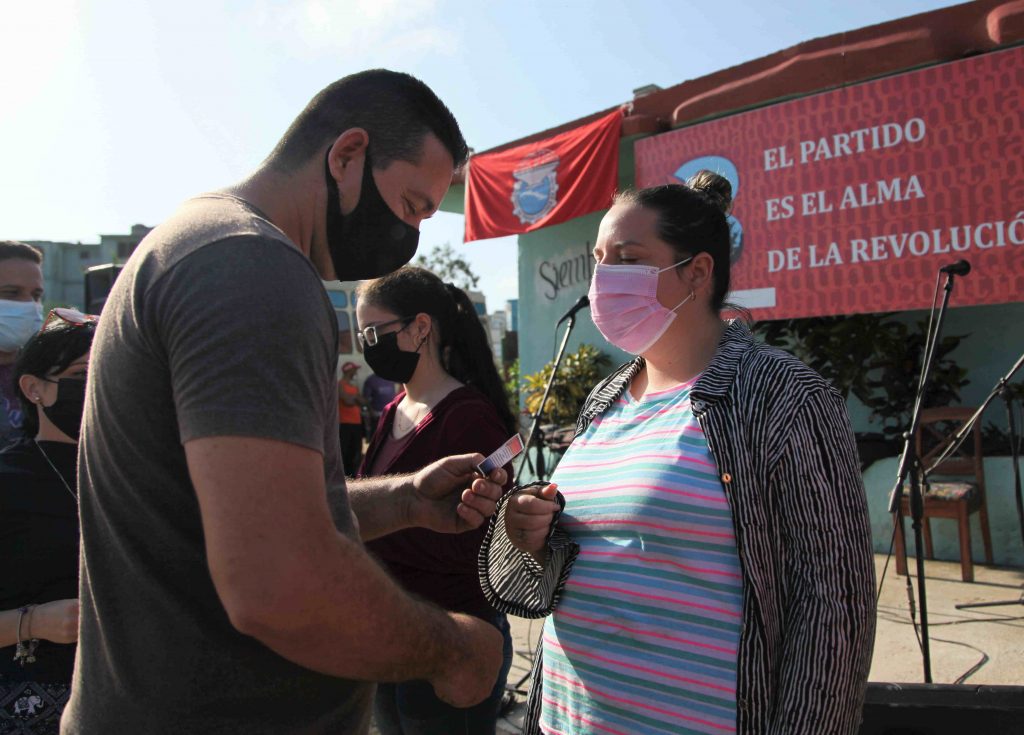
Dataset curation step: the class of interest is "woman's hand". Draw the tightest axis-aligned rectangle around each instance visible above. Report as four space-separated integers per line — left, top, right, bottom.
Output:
30 598 79 644
504 483 560 560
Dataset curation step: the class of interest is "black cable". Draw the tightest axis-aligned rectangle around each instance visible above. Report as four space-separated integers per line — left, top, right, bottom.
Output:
873 606 998 684
875 510 925 656
875 521 898 606
930 636 991 685
876 611 1024 626
876 604 1024 627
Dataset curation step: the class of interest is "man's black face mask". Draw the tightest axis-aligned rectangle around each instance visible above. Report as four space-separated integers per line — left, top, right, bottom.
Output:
324 148 420 281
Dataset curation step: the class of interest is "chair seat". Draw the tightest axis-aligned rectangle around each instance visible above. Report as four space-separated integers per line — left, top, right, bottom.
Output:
925 481 976 502
896 406 992 583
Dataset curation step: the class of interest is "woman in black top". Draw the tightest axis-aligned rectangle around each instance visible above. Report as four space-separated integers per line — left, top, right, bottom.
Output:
1 310 95 734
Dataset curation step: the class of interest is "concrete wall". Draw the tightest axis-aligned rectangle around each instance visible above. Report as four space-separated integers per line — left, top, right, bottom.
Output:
27 225 151 311
864 456 1023 567
28 241 110 310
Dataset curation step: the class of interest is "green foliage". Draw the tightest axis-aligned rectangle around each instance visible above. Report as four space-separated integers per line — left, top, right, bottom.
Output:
1003 380 1024 403
756 314 886 404
413 243 480 291
980 382 1024 455
522 344 611 428
863 321 969 442
503 358 520 413
756 314 970 443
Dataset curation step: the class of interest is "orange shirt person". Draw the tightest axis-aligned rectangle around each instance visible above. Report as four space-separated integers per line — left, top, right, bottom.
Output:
338 361 365 477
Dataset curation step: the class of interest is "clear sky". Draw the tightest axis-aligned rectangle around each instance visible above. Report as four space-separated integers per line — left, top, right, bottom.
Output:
1 0 957 309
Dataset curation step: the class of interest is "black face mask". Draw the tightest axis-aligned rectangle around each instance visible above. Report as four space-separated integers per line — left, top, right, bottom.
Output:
363 330 421 384
324 148 420 281
42 377 86 440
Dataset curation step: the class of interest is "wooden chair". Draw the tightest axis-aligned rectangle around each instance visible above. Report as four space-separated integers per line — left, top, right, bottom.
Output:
894 406 993 583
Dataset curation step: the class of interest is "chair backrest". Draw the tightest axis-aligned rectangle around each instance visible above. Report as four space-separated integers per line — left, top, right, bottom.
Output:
915 406 984 489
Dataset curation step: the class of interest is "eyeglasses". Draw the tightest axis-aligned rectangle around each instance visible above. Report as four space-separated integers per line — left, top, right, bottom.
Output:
356 317 412 348
41 307 99 333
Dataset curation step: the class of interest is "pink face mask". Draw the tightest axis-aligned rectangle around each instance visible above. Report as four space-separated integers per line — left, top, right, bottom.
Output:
587 257 694 355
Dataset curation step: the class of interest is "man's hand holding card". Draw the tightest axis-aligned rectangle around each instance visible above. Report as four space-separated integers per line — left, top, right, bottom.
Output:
408 442 518 534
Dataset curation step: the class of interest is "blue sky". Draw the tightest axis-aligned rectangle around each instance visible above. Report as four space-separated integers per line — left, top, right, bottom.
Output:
0 0 956 308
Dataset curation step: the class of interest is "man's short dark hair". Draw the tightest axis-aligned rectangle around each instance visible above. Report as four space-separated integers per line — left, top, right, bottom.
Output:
0 241 43 265
269 69 468 172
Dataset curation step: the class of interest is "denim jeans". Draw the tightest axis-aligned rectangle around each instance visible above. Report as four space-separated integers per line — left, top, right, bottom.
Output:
374 615 514 735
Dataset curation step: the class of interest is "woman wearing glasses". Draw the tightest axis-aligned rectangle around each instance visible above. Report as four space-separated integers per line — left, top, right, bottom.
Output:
480 175 876 735
1 309 96 734
355 267 517 735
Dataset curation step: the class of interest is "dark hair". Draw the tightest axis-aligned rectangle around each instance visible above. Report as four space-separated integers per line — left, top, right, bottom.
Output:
0 240 43 264
269 69 468 172
614 170 733 311
14 320 95 436
358 267 516 435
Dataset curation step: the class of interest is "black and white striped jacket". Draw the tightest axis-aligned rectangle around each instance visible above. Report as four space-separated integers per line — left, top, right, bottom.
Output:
479 320 876 734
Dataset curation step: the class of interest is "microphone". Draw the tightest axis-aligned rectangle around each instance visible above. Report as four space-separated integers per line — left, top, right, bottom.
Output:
556 294 590 325
939 259 971 276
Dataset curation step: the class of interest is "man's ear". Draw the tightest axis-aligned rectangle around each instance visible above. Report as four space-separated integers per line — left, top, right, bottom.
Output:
327 128 370 181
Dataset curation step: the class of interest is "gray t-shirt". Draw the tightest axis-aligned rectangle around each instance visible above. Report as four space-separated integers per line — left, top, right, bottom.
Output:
63 195 371 734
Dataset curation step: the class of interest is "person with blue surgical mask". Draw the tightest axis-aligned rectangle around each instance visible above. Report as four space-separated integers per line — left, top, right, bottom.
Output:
0 241 45 450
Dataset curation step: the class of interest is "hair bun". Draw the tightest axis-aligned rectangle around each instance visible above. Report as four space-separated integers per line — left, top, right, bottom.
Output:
686 169 733 215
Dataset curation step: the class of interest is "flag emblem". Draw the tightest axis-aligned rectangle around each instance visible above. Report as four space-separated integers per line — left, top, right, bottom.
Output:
512 149 560 224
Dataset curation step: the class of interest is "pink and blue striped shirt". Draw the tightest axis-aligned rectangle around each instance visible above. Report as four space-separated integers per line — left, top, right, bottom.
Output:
540 378 743 735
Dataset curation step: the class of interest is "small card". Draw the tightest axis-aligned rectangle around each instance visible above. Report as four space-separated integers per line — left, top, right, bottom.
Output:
476 433 524 476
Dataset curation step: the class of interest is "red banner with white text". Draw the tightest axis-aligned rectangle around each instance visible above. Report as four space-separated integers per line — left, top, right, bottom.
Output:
465 110 622 242
635 46 1024 319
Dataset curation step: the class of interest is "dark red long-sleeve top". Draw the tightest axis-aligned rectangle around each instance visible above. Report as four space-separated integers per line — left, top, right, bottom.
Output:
360 386 514 622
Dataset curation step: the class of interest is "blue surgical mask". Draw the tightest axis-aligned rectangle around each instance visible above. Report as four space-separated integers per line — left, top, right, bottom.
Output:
0 299 44 352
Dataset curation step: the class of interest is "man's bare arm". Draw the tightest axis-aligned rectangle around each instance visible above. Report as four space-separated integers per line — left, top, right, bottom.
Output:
341 454 506 541
185 436 502 704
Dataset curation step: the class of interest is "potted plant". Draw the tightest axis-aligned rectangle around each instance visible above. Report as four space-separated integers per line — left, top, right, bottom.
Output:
521 344 610 452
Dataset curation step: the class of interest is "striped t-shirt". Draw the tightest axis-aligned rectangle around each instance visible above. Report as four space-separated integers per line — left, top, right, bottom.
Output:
540 378 743 735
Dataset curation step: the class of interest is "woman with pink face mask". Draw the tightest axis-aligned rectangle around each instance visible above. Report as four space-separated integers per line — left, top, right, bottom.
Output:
479 172 876 735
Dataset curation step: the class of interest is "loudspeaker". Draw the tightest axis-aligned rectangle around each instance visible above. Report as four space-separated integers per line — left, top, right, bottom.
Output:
859 682 1024 734
83 264 124 314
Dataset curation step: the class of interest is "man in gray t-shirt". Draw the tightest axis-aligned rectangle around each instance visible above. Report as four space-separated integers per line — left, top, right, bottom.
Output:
64 71 506 734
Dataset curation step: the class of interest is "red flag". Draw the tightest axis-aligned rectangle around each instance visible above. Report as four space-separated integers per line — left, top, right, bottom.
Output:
464 110 622 242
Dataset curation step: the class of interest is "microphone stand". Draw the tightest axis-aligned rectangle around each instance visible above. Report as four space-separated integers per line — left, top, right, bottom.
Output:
951 351 1024 611
509 310 583 697
887 268 964 683
517 312 580 483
